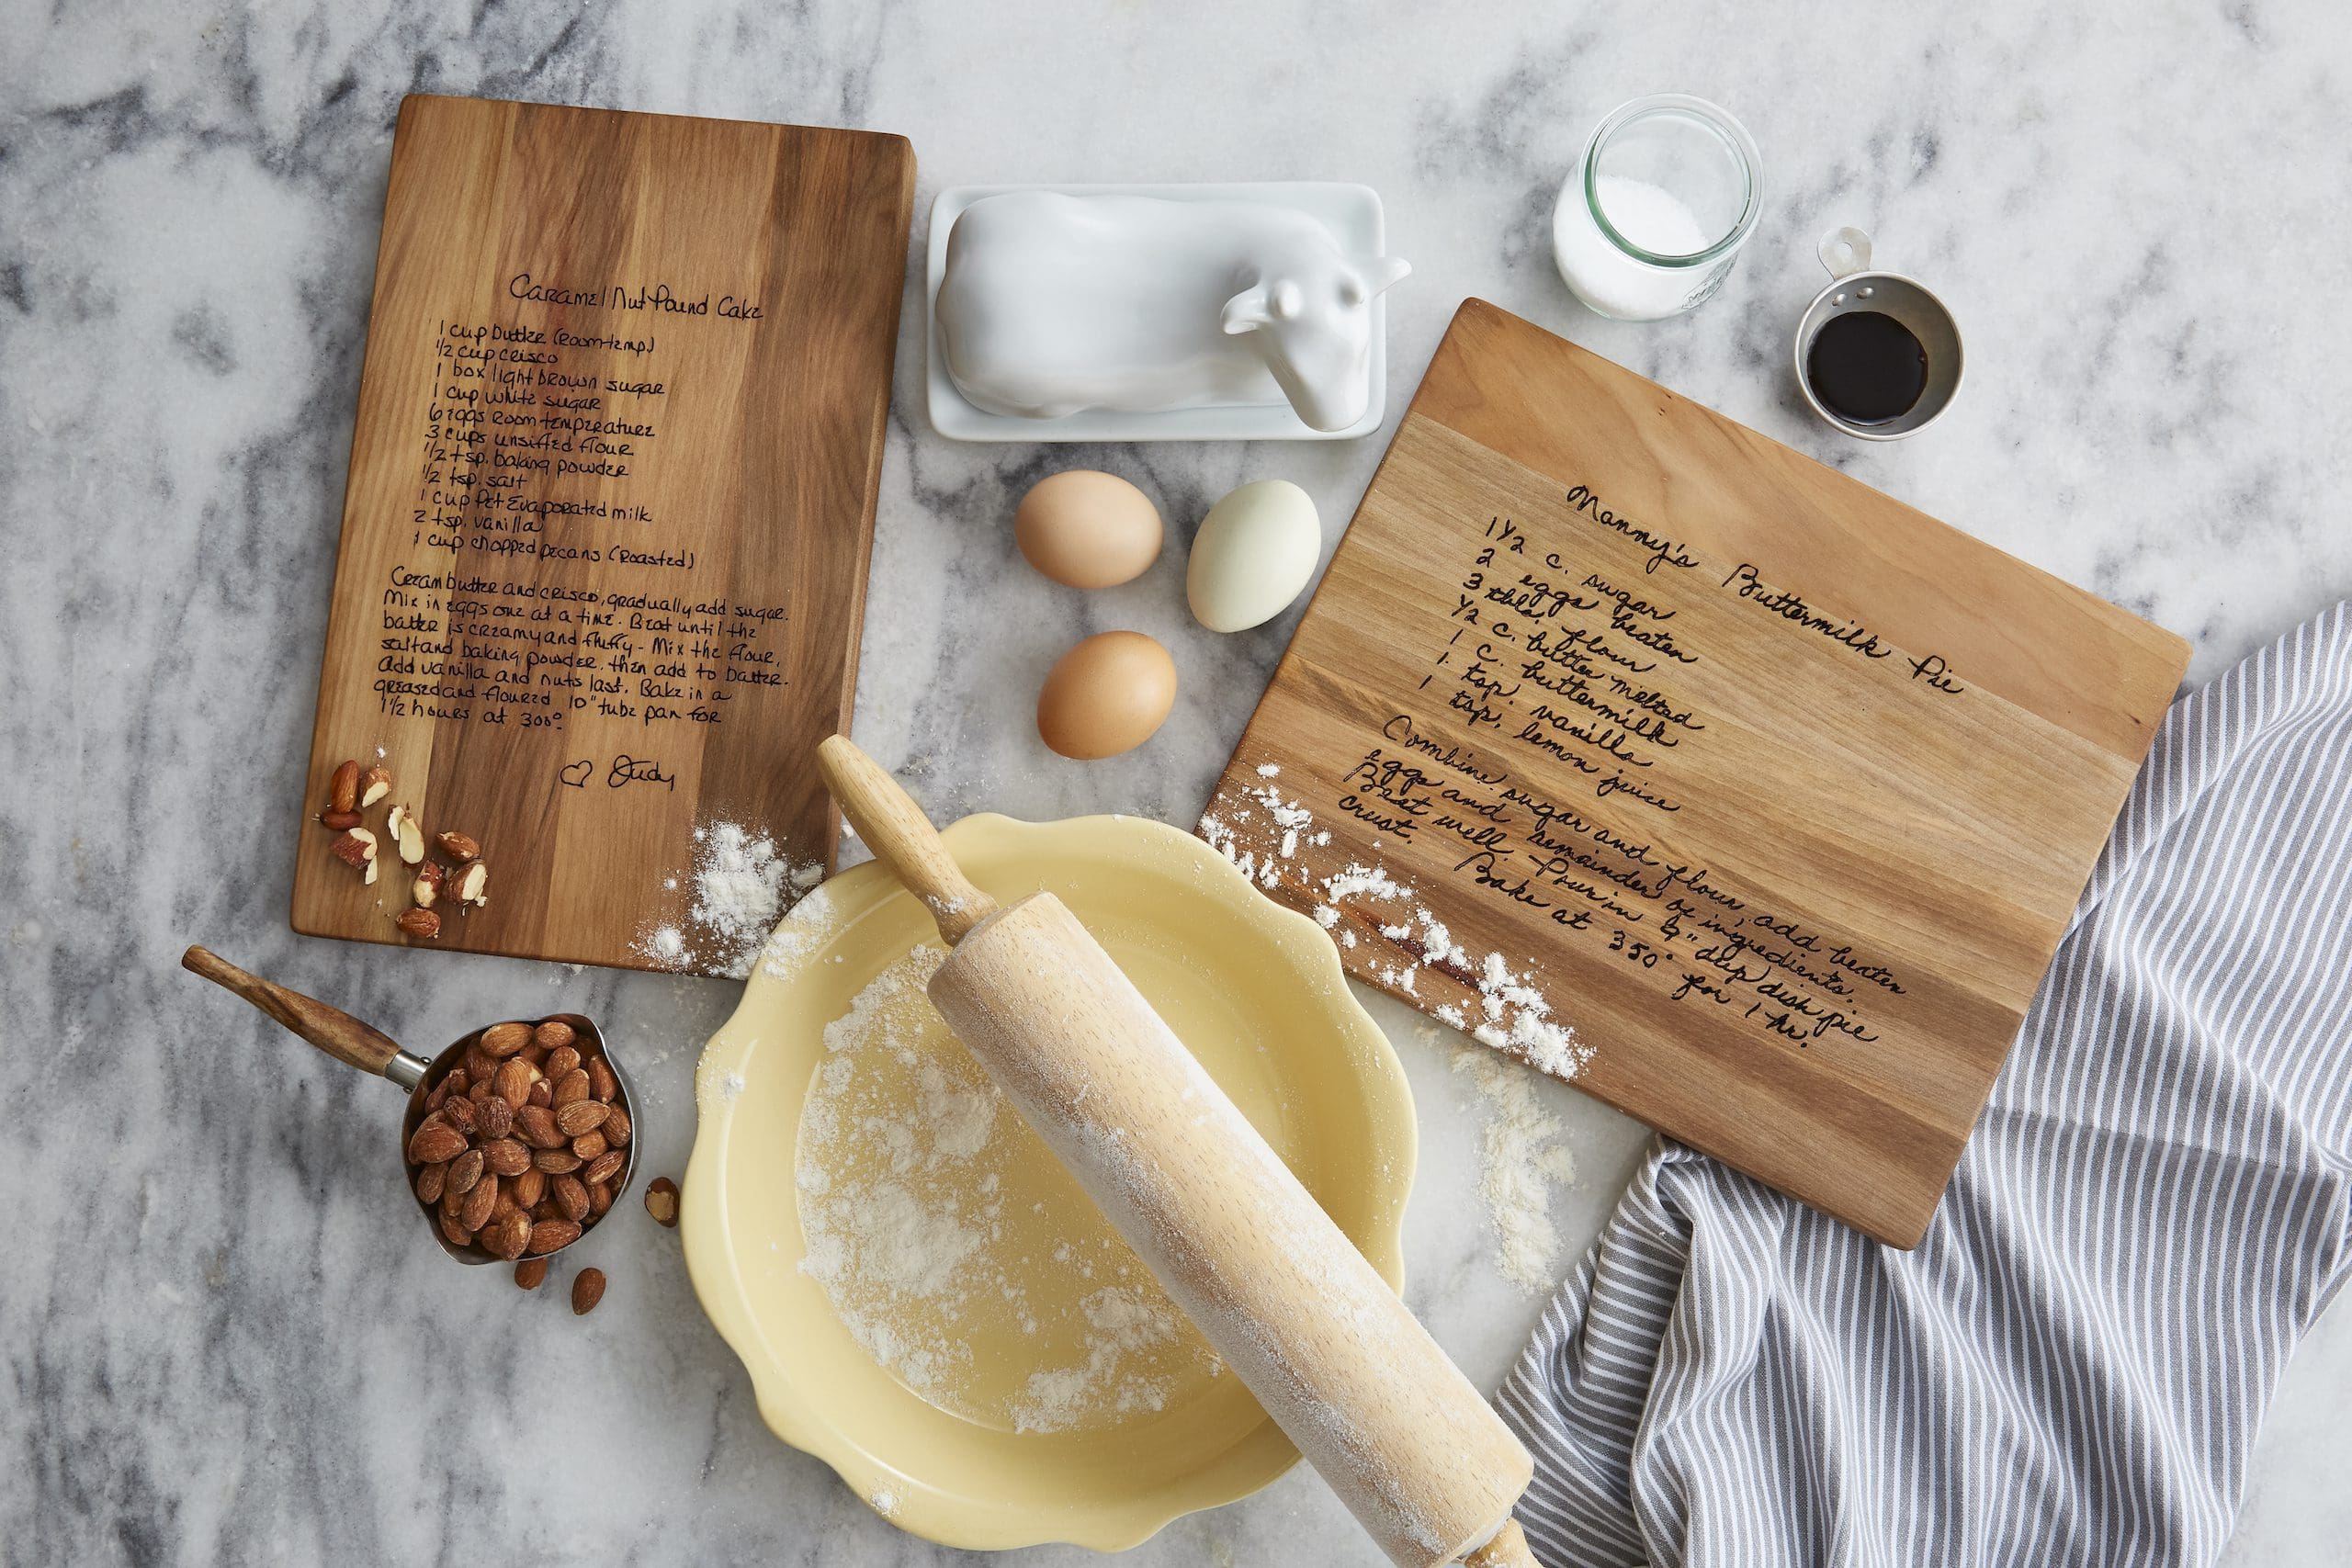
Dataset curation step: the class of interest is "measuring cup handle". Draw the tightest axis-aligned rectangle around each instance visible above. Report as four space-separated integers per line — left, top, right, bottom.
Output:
182 945 413 1081
1819 226 1873 280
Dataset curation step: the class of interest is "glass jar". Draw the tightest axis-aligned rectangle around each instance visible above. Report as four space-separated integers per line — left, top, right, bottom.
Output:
1552 94 1763 321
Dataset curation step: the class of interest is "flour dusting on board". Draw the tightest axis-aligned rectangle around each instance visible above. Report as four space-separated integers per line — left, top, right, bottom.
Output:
1200 778 1591 1079
636 819 822 977
796 944 1223 1431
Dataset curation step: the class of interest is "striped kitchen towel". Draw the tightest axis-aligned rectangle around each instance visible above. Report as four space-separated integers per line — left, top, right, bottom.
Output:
1497 602 2352 1568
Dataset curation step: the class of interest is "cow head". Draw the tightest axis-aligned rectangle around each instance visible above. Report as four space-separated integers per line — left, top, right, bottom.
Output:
1221 254 1410 431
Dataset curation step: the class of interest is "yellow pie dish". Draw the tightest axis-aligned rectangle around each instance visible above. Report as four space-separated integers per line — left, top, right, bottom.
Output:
681 811 1414 1551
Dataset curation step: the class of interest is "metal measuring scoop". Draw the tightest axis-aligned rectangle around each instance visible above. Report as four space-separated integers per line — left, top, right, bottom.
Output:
181 945 639 1265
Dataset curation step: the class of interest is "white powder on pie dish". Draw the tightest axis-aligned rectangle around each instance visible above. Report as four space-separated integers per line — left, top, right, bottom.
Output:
636 819 822 978
796 944 1217 1432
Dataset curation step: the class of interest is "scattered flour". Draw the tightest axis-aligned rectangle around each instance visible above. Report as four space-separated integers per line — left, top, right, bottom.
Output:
1431 1025 1581 1292
635 819 822 978
796 944 1218 1432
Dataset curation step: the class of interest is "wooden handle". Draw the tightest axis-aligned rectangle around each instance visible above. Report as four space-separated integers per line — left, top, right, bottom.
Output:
815 736 999 944
181 945 407 1078
1464 1519 1539 1567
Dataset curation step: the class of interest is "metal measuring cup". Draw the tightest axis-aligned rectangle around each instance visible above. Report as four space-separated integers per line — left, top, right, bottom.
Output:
1794 227 1964 439
182 946 638 1265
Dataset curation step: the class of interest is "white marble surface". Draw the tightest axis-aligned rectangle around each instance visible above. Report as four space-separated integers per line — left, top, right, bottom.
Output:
5 2 2349 1563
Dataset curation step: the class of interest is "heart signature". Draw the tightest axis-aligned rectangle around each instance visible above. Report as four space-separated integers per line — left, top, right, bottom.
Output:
557 759 594 789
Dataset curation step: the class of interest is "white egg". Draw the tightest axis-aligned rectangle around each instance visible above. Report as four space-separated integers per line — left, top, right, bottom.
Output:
1185 479 1320 634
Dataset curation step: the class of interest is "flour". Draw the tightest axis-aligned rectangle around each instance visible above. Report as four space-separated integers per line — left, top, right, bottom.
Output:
1433 1026 1581 1292
636 819 821 978
796 944 1216 1431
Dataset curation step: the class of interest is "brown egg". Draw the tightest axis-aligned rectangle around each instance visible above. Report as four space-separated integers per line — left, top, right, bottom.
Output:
1015 470 1163 589
1037 631 1178 760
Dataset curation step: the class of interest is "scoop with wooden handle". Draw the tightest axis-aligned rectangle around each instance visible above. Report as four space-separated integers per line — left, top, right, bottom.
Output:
816 737 1540 1568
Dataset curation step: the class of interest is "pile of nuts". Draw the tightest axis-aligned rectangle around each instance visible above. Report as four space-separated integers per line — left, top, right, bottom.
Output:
405 1018 631 1261
317 757 490 941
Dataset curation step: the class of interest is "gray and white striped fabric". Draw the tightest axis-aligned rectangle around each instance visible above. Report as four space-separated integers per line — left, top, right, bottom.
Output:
1498 602 2352 1568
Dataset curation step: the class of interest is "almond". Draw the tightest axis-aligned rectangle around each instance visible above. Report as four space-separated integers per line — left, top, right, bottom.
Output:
526 1218 582 1256
406 1119 468 1167
415 1162 447 1204
424 1076 450 1111
468 1077 491 1102
476 1096 514 1141
588 1179 616 1217
582 1150 625 1187
394 907 440 939
412 861 444 908
357 763 391 808
587 1057 618 1103
481 1021 533 1058
532 1198 560 1223
445 1147 483 1195
514 1258 548 1291
534 1019 577 1052
488 1210 532 1260
459 1171 499 1234
552 1174 590 1223
329 829 376 870
388 804 425 866
527 1079 552 1109
533 1148 582 1175
544 1045 581 1082
554 1100 607 1137
319 808 361 831
454 862 489 908
463 1044 496 1083
438 1210 474 1249
492 1058 536 1109
600 1106 631 1148
551 1069 590 1110
438 1095 477 1137
571 1131 607 1162
435 830 481 863
516 1103 564 1149
511 1167 546 1210
483 1137 532 1178
329 759 360 814
571 1267 606 1315
644 1177 680 1227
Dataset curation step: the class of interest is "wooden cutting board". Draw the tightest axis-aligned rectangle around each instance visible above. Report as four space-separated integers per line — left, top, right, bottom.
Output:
1203 299 2189 1246
291 95 913 973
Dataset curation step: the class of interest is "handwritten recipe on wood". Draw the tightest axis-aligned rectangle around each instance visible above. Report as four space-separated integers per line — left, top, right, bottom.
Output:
293 96 913 973
1204 300 2188 1245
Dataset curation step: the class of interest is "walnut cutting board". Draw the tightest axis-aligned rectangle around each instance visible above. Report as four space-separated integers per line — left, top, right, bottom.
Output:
1204 299 2189 1246
292 95 914 972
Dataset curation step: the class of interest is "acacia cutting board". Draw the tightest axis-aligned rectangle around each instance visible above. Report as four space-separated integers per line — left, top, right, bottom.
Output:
291 95 913 971
1204 299 2189 1246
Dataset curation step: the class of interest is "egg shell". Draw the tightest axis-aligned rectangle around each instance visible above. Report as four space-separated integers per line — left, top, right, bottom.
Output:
1185 479 1321 633
1036 631 1178 760
1015 470 1163 590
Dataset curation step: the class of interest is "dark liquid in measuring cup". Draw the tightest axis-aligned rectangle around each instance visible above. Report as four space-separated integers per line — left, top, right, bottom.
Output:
1805 310 1929 424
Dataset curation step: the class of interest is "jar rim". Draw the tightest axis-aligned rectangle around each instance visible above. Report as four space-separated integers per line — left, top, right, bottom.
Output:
1580 94 1763 269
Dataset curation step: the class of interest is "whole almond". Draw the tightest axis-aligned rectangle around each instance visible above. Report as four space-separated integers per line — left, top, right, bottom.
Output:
489 1210 531 1260
511 1167 546 1210
534 1148 582 1175
644 1177 680 1227
527 1079 552 1109
424 1076 450 1111
357 763 391 807
459 1171 499 1234
468 1077 492 1103
516 1104 563 1149
601 1106 631 1148
552 1173 590 1223
571 1131 607 1162
483 1137 532 1178
582 1149 625 1187
438 1095 477 1137
464 1044 496 1083
395 907 440 941
407 1119 468 1168
514 1258 548 1291
588 1179 616 1218
534 1020 577 1053
435 830 481 863
544 1045 581 1083
491 1192 522 1226
319 808 362 831
446 1147 483 1195
481 1021 533 1058
442 1068 469 1100
438 1210 473 1249
476 1096 514 1141
415 1162 447 1204
526 1218 582 1256
571 1267 606 1315
554 1100 608 1137
532 1198 560 1223
329 759 360 813
492 1058 536 1108
552 1069 590 1110
587 1058 618 1103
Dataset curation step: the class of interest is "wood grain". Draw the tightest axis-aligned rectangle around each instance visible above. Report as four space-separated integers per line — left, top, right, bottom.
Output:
291 95 913 971
1204 299 2189 1247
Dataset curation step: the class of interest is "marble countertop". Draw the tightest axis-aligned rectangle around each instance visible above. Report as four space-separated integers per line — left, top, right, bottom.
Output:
6 3 2350 1563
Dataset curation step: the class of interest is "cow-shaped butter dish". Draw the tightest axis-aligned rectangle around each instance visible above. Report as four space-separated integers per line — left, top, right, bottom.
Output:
926 184 1407 441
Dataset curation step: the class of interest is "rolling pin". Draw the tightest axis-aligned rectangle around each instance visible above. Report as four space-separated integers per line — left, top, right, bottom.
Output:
816 737 1540 1568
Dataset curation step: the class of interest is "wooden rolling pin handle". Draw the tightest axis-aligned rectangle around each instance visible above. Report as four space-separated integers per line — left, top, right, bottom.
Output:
1464 1518 1539 1567
815 735 1000 945
181 945 406 1077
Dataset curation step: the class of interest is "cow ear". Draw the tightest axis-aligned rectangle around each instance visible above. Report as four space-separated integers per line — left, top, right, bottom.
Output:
1221 283 1273 334
1366 255 1411 298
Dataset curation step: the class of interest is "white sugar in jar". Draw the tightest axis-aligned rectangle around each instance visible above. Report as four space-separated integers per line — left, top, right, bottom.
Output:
1552 95 1763 321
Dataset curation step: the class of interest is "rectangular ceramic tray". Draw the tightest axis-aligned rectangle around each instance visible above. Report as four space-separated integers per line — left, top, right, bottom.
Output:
924 182 1391 443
